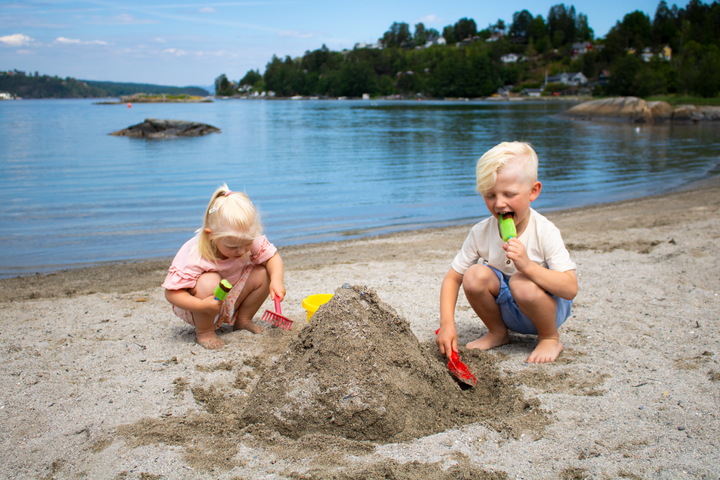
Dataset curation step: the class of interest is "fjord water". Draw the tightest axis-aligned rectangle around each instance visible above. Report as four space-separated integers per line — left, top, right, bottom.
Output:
1 98 719 278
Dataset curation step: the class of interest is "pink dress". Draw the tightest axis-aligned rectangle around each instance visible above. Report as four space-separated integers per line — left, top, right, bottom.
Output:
162 235 277 327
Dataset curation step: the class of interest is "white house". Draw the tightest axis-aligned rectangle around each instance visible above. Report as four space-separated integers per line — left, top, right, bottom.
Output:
501 53 521 63
546 72 588 86
424 36 446 48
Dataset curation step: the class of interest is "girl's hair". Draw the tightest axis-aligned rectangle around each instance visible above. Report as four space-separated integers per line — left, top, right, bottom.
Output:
196 183 262 263
475 142 538 194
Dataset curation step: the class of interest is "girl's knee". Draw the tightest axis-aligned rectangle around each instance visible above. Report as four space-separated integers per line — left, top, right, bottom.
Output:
192 272 222 297
247 264 270 289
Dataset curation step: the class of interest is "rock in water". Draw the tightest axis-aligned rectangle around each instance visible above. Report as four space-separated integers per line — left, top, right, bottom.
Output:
109 118 220 138
240 285 463 443
561 97 654 123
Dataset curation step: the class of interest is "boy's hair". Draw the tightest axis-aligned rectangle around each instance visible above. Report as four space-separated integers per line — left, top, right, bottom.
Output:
476 142 538 194
196 183 263 263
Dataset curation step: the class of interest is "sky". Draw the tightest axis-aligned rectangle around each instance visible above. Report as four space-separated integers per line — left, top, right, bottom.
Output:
0 0 692 89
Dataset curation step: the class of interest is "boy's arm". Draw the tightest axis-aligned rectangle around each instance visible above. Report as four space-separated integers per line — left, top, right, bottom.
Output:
437 268 464 358
264 253 286 301
505 239 578 300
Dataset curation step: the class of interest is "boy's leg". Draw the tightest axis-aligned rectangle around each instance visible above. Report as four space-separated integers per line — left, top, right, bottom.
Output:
232 264 270 334
463 264 510 350
508 272 563 363
191 272 225 349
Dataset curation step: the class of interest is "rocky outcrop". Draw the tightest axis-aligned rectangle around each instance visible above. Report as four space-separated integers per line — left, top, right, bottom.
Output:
109 118 221 138
561 96 720 123
562 97 655 123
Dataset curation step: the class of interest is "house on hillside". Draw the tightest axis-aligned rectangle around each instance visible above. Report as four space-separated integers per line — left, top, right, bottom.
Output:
571 41 594 59
641 46 672 62
501 53 521 63
424 36 446 48
546 72 588 86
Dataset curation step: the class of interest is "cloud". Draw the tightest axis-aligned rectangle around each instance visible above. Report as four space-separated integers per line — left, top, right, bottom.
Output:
417 14 443 24
199 7 216 13
277 30 314 39
162 48 187 56
54 37 108 45
0 33 34 47
153 37 167 43
90 13 159 25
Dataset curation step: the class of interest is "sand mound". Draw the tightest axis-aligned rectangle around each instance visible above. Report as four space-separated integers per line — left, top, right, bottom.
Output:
240 285 545 444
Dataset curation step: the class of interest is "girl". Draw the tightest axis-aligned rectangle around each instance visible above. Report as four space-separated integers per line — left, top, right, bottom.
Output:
162 184 285 349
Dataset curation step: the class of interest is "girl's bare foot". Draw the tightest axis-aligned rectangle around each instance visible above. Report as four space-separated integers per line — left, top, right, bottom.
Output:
467 331 510 350
527 338 563 363
233 320 265 334
196 331 225 349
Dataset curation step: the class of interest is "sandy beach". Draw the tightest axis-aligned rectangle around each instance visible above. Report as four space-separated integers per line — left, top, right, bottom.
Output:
1 179 719 479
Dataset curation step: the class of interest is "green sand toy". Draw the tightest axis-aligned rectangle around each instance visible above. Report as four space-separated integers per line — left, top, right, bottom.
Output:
499 214 517 242
214 279 233 301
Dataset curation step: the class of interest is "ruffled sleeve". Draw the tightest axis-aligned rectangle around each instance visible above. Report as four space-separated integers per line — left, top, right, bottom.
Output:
161 236 214 290
249 235 277 265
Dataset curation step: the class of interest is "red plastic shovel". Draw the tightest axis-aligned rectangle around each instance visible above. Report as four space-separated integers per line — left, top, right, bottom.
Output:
261 297 293 330
436 329 477 387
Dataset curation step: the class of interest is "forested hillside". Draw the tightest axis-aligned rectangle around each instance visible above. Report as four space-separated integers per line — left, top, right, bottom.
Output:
0 71 209 99
217 0 720 99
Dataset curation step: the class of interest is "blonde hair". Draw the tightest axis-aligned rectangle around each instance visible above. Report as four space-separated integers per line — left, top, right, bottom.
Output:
475 142 538 193
196 183 262 263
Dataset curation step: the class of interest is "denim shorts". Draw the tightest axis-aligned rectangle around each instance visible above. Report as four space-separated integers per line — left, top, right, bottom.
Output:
488 266 572 335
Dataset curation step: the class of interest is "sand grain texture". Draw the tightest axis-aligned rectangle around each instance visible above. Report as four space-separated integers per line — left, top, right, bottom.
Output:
1 181 719 479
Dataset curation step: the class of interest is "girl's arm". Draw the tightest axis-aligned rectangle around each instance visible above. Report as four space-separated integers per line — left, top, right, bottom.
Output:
264 252 286 301
165 288 221 315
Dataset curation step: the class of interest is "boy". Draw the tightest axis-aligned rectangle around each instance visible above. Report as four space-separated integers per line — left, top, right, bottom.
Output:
436 142 577 363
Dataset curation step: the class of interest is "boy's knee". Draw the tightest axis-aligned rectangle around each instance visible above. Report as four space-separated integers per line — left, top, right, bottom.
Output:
509 275 546 305
463 265 499 296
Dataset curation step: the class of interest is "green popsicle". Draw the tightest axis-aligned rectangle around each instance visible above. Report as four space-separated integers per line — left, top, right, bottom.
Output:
214 279 233 301
499 214 516 242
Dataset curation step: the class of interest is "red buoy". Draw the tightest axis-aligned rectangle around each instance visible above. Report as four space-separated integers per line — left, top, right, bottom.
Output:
127 103 131 108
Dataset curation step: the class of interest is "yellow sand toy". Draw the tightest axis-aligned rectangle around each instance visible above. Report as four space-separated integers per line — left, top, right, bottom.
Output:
302 294 333 321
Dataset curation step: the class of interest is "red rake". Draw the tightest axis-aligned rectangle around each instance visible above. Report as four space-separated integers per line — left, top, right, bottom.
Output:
261 297 293 330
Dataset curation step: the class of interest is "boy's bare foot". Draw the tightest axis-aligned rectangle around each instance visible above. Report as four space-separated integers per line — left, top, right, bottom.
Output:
196 332 225 349
526 338 563 363
467 331 510 351
233 320 265 334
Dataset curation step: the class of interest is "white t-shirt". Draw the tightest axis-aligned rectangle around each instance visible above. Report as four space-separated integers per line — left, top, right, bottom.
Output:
451 208 576 277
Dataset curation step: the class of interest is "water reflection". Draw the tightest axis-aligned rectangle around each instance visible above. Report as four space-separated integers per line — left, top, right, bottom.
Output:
0 99 718 276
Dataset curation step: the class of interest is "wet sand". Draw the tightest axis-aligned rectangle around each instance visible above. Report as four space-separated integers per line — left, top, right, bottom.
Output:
1 180 719 479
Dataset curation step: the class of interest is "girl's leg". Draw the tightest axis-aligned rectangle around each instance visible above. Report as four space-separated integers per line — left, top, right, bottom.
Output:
508 272 563 363
232 264 270 334
190 272 225 349
463 264 509 350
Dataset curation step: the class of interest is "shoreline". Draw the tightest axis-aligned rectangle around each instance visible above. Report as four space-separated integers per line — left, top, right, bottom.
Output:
3 175 718 302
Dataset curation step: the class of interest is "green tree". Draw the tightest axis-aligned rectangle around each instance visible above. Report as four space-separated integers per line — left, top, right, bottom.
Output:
214 74 232 95
510 10 534 39
382 22 411 48
454 17 478 41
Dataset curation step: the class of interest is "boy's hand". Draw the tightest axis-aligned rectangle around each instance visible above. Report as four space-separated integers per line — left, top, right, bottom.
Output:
504 238 532 272
436 325 458 359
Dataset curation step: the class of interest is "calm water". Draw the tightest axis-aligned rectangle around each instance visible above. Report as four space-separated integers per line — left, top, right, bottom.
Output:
1 98 719 278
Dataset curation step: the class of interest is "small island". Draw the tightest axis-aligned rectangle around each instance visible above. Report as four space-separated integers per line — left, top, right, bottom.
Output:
95 93 212 105
109 119 221 138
